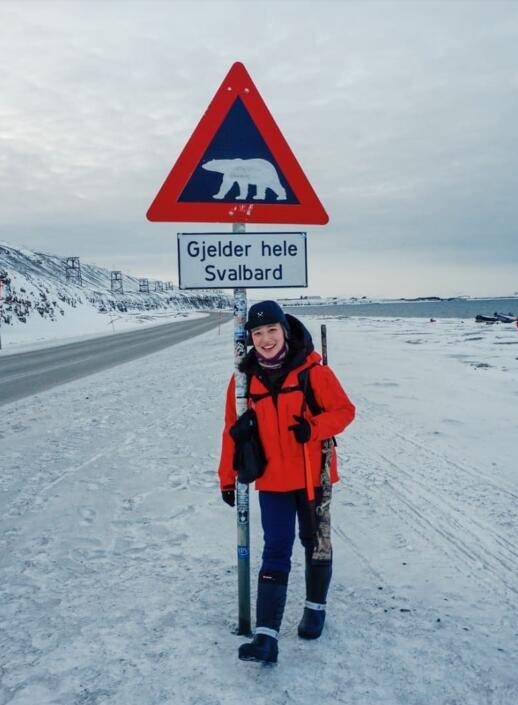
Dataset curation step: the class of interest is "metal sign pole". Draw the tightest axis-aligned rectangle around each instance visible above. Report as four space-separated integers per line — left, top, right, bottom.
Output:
233 222 251 636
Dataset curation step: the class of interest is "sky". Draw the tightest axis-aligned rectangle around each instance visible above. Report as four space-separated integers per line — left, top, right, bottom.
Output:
1 0 517 298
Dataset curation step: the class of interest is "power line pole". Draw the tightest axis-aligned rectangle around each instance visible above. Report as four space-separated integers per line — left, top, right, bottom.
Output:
111 271 123 294
65 256 82 286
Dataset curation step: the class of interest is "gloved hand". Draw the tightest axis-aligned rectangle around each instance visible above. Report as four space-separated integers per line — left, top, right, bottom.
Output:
288 415 312 444
221 485 235 507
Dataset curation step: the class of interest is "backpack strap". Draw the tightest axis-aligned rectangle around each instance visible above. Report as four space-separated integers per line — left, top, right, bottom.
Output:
245 371 272 405
297 363 321 416
298 364 338 447
245 363 324 419
248 390 271 404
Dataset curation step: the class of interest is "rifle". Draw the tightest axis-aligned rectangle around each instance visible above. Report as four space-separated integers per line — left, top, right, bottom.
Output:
312 324 333 562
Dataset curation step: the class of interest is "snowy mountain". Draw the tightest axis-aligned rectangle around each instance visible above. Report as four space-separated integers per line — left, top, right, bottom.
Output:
0 241 230 348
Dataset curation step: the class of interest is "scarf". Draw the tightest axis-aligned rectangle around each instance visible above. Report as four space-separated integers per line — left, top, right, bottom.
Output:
255 342 289 370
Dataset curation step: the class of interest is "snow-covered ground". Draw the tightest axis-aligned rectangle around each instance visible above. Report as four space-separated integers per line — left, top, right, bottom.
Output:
0 310 208 357
1 316 517 705
0 240 230 354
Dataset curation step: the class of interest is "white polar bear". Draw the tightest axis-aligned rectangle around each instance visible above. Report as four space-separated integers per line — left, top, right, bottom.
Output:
202 158 287 201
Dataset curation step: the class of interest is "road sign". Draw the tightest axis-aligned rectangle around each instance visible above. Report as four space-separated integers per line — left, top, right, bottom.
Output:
177 232 307 288
147 62 328 225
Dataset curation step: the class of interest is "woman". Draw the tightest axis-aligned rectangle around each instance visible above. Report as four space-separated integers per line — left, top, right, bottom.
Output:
218 300 355 663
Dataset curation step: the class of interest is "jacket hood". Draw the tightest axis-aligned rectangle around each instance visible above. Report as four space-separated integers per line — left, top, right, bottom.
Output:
239 313 318 375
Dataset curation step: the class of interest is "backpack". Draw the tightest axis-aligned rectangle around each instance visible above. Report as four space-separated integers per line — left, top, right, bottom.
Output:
247 363 336 446
246 363 321 415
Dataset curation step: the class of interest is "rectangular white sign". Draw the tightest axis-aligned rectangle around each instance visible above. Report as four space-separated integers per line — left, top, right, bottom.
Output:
177 232 307 289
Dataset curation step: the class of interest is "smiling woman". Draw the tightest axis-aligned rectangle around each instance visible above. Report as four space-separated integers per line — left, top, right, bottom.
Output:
217 299 356 663
251 322 286 361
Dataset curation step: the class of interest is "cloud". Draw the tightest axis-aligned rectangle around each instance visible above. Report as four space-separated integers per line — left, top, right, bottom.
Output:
1 0 517 296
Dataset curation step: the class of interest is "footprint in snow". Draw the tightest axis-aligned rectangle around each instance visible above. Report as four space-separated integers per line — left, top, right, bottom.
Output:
393 533 409 549
167 473 187 489
369 381 399 387
75 536 102 547
80 480 101 491
78 506 96 524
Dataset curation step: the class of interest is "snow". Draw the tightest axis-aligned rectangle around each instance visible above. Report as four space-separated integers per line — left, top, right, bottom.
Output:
0 309 208 357
1 315 517 704
0 240 230 354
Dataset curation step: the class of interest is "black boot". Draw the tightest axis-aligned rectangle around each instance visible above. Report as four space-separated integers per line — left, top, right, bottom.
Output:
298 556 332 639
238 570 288 663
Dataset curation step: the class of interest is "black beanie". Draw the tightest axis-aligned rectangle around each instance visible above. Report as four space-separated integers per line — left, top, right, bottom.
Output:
245 300 289 332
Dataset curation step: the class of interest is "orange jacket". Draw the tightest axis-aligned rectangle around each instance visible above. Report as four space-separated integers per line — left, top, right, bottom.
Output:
217 350 355 492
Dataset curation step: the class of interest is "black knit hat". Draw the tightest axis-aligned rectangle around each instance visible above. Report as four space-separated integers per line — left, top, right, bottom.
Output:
245 300 289 332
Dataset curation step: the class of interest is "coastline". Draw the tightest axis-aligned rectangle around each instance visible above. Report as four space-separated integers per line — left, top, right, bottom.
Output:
282 297 518 319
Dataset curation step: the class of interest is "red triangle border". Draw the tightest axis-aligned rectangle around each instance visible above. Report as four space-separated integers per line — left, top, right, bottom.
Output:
146 62 329 225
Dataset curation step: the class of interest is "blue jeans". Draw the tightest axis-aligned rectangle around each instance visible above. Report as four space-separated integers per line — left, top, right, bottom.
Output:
259 489 323 574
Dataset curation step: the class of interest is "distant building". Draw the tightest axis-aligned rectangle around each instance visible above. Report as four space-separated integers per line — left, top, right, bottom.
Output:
277 295 326 306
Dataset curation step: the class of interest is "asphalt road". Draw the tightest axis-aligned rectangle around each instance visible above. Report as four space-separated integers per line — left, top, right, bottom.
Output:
0 312 230 407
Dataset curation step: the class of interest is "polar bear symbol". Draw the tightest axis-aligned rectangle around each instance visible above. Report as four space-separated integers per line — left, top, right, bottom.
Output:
202 158 287 201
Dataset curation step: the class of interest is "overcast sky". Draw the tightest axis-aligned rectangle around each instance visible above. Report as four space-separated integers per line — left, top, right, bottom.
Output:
1 0 517 298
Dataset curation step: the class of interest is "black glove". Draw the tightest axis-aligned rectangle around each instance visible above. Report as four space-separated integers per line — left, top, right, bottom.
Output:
221 485 235 507
288 415 312 444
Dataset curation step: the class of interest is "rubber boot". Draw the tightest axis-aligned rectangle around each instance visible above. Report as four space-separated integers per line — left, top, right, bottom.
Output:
298 553 332 639
238 570 288 663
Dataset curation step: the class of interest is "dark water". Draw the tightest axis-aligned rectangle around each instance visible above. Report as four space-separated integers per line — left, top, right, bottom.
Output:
284 298 518 319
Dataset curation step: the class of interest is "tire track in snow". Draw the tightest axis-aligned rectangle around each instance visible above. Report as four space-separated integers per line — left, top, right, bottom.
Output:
390 427 518 503
2 431 138 523
350 445 518 602
376 446 518 562
362 420 518 562
351 389 518 502
332 523 384 582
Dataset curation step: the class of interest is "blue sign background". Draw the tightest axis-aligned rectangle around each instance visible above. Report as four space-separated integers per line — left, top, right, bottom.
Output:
179 98 299 204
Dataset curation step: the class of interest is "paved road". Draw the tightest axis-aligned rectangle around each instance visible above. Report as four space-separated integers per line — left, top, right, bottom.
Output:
0 312 230 407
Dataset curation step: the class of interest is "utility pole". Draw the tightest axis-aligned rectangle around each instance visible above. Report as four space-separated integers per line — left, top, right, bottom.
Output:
65 256 82 286
111 271 123 294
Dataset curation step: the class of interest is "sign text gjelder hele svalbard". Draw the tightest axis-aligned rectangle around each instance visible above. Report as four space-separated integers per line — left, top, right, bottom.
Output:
177 232 307 289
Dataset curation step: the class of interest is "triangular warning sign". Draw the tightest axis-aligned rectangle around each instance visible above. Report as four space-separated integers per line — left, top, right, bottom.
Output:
146 62 329 225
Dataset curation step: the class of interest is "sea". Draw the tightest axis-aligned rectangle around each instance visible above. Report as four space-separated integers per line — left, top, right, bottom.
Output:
283 297 518 319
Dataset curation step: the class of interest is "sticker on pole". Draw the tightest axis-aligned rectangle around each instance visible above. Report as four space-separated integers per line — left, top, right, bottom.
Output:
147 62 328 225
177 232 307 289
